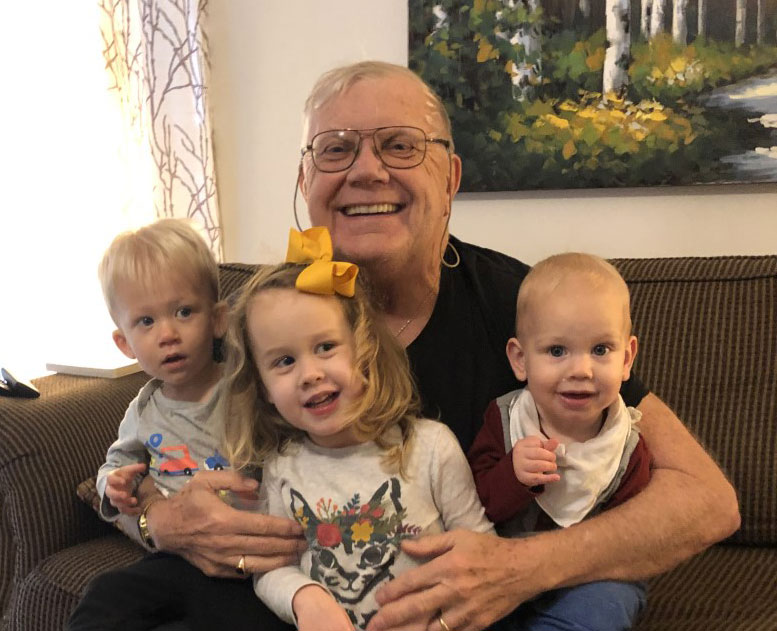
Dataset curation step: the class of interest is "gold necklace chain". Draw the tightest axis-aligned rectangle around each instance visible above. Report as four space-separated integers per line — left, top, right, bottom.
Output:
394 286 436 338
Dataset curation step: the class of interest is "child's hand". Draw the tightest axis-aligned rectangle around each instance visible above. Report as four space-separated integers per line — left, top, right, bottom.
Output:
293 584 354 631
105 463 147 515
512 436 561 488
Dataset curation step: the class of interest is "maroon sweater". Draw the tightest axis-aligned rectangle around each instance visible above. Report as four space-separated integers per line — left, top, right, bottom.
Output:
468 397 652 528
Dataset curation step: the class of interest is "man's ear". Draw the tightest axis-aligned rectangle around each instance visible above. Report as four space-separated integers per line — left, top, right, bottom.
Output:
213 301 228 339
622 335 639 380
447 153 462 200
506 337 528 382
112 330 136 360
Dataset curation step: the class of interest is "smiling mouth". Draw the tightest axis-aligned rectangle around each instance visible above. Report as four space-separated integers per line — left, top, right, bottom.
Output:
341 203 402 216
304 391 339 408
560 392 594 400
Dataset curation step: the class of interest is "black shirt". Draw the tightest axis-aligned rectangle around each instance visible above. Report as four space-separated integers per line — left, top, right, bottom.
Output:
406 236 648 452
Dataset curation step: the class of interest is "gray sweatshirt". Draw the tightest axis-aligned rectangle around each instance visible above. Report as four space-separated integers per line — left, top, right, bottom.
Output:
254 418 494 629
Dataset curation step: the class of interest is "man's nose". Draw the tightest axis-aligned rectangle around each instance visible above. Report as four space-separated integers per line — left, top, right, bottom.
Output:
346 136 390 184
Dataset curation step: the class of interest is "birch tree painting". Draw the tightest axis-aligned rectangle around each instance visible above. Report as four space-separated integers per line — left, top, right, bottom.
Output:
409 0 777 191
672 0 689 44
603 0 630 94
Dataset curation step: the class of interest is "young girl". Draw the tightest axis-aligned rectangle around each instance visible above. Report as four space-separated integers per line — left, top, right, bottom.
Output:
221 228 493 631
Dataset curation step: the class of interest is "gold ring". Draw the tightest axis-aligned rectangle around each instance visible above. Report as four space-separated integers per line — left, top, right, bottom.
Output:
438 614 451 631
236 554 246 575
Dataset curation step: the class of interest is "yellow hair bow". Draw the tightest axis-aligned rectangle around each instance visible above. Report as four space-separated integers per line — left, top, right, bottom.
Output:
285 227 358 297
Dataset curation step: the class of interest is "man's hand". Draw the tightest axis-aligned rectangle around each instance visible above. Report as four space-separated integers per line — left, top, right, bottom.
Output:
367 530 547 631
105 463 147 515
512 436 560 487
146 470 306 578
368 395 740 631
293 585 354 631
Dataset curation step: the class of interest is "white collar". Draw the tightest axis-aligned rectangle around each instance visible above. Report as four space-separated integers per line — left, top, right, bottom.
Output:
508 389 640 527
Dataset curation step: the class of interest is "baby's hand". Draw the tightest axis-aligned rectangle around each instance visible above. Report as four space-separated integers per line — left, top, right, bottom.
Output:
105 463 147 515
512 436 561 488
293 584 354 631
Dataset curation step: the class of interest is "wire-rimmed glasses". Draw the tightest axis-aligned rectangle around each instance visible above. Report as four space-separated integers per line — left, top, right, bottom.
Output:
301 126 451 173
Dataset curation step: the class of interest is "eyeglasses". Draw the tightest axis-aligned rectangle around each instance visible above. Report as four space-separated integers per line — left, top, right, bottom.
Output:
301 126 451 173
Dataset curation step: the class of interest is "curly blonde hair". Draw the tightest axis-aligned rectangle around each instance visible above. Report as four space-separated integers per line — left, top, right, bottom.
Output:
222 263 419 475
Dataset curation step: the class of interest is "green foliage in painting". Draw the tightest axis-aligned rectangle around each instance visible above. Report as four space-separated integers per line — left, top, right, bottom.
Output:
630 35 777 102
408 1 777 190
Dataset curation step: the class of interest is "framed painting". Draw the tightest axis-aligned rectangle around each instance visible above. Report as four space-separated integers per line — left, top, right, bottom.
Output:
408 0 777 191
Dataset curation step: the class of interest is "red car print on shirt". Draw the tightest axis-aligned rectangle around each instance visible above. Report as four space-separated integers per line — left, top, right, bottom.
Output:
157 445 199 476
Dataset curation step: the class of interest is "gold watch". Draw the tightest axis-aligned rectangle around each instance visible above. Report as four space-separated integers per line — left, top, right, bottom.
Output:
137 498 162 550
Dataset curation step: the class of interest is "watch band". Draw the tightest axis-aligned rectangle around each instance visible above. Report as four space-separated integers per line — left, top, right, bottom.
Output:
137 498 163 550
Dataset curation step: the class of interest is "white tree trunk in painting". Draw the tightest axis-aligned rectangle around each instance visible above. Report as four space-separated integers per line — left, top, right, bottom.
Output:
650 0 666 37
735 0 746 46
641 0 652 38
604 0 630 95
697 0 707 38
672 0 688 44
432 4 447 34
498 0 543 101
756 0 765 44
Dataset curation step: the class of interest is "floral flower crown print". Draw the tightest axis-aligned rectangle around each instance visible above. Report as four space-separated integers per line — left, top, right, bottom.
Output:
290 478 421 555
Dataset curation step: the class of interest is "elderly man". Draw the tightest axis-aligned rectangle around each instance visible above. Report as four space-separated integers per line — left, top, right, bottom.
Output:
293 60 739 631
69 61 739 631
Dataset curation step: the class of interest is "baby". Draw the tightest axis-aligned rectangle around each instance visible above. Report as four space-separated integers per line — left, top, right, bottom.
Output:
469 252 651 630
94 218 227 541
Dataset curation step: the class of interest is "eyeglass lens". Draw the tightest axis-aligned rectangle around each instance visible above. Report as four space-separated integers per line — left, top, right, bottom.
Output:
310 126 428 172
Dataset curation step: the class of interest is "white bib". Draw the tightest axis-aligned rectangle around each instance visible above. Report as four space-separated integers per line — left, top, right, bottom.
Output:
508 389 641 527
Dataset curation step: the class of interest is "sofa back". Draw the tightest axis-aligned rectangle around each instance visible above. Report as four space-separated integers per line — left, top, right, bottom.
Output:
2 257 771 622
611 256 777 546
222 259 776 544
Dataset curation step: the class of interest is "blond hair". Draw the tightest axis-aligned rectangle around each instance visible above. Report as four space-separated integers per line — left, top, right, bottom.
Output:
517 253 632 339
302 60 454 151
222 263 419 475
98 219 220 325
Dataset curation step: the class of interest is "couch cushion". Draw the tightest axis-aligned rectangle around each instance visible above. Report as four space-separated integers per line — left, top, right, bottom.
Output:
6 534 145 631
611 256 777 545
635 544 777 630
0 372 149 622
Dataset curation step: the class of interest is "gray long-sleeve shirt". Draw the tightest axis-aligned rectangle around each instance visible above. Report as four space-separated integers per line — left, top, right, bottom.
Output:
254 419 494 629
96 379 227 522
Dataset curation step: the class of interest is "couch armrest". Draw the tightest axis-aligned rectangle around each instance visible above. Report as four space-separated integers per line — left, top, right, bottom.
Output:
0 372 148 615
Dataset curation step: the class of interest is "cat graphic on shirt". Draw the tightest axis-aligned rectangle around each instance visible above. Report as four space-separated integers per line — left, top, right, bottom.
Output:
290 478 421 628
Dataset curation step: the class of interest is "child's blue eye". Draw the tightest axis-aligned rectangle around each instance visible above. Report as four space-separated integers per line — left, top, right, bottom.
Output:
176 306 193 318
139 316 154 327
592 344 609 356
549 345 565 357
316 342 336 353
275 355 294 368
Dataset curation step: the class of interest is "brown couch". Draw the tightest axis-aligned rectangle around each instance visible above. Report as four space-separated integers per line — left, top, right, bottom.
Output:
1 257 775 630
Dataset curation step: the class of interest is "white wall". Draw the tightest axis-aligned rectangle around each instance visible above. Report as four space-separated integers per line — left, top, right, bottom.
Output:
208 1 777 266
